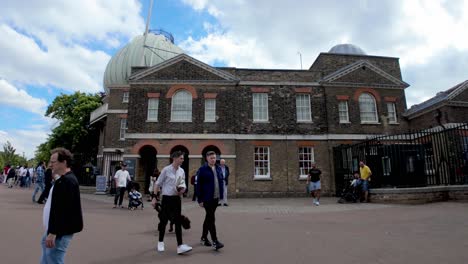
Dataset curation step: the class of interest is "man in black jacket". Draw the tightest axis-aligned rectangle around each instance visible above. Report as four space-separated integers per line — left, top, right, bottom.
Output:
40 148 83 263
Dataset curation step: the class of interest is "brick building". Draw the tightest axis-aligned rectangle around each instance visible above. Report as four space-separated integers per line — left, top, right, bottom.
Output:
404 80 468 129
90 33 410 197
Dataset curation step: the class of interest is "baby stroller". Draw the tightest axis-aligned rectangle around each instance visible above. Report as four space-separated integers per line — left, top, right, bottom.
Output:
128 182 144 210
337 178 361 203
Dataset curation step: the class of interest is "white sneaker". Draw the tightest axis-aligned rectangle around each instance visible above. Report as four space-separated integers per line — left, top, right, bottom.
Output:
157 242 165 252
177 244 192 255
315 201 320 206
313 198 316 204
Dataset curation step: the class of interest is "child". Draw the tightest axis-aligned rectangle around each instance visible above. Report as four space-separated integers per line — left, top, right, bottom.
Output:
128 186 143 210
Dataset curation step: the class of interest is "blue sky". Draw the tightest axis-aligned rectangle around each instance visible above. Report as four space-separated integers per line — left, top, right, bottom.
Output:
1 0 468 159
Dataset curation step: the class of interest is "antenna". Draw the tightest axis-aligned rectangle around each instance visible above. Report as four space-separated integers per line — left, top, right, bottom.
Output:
141 0 154 66
297 51 303 70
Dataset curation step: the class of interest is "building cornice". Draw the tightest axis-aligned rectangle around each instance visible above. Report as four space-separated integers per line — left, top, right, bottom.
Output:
125 133 376 141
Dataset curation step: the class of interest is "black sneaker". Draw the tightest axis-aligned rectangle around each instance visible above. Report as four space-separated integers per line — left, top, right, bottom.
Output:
200 238 212 247
212 240 224 250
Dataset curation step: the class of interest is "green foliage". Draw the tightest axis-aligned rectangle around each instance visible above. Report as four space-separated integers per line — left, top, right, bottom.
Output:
0 141 27 167
35 92 102 164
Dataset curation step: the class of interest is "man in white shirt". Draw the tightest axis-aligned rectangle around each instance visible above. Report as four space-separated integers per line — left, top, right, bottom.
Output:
152 151 192 255
113 163 131 208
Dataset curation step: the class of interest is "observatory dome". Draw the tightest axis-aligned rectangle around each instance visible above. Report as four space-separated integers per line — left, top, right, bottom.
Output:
328 44 366 55
103 31 184 92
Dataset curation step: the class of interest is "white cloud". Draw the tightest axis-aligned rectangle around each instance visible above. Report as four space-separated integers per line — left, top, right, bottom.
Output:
0 0 146 93
0 79 47 115
0 128 49 160
0 0 144 47
180 0 468 106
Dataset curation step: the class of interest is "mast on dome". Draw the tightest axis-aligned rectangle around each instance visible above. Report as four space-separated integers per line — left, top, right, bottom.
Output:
141 0 154 66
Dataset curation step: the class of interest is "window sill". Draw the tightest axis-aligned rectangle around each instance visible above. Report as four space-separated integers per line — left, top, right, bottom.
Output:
253 176 272 181
170 120 192 123
389 122 400 125
339 121 351 124
297 120 313 123
298 176 308 181
146 120 158 123
360 122 381 125
253 121 269 123
204 120 216 123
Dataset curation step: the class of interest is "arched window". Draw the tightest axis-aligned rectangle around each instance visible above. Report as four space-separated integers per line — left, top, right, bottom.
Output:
359 93 378 122
171 90 192 122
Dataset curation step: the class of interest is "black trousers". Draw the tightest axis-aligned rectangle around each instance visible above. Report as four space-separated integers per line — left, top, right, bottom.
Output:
114 187 126 206
158 195 183 245
202 198 219 242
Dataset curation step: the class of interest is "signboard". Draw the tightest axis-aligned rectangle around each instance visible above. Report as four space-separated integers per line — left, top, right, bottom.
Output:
95 175 107 194
124 158 136 179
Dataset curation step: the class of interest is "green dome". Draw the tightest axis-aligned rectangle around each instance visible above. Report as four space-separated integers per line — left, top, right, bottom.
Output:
103 32 184 92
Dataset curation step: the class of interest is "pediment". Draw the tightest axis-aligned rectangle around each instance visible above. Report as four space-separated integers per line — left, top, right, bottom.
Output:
129 54 238 83
320 60 409 88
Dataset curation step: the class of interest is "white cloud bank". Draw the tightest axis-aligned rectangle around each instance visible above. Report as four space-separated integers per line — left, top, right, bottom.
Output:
180 0 468 107
0 0 146 159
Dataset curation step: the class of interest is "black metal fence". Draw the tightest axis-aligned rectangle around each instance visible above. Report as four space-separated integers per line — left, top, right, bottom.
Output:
333 123 468 195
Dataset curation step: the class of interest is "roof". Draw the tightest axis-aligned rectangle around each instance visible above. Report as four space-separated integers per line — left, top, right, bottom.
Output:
404 80 468 117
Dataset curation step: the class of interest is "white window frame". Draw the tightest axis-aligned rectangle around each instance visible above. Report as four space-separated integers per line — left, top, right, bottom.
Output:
119 119 127 140
359 93 378 123
253 93 268 122
147 98 159 121
387 102 397 123
338 101 350 123
296 94 312 122
254 146 270 179
171 90 192 122
122 92 129 103
298 147 315 180
204 99 216 122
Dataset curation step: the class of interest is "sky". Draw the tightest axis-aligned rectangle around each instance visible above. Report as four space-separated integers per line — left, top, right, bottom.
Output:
0 0 467 159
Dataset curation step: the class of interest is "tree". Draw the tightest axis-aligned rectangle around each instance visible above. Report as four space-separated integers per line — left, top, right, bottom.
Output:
0 141 27 166
36 92 102 165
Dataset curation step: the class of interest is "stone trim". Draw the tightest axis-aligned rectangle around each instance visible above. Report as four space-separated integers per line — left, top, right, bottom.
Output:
251 87 271 93
147 92 160 98
294 87 312 93
125 133 374 140
353 88 381 102
336 95 350 100
166 84 198 99
204 93 217 99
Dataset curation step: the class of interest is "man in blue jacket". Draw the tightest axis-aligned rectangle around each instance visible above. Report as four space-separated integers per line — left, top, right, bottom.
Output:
197 151 224 250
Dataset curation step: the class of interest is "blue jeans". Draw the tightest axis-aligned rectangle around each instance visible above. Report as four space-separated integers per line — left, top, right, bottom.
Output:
41 232 74 264
33 182 45 201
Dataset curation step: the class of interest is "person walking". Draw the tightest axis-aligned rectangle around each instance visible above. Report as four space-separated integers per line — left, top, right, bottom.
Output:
113 163 131 208
6 165 16 188
307 163 322 206
151 151 192 255
197 151 225 250
40 147 83 263
32 161 45 203
359 161 372 202
37 166 53 204
219 159 230 206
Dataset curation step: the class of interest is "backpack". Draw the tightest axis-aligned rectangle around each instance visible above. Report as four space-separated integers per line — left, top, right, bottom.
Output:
26 169 30 178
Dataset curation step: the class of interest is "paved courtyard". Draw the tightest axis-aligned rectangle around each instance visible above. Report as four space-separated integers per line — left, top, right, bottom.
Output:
1 185 468 264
